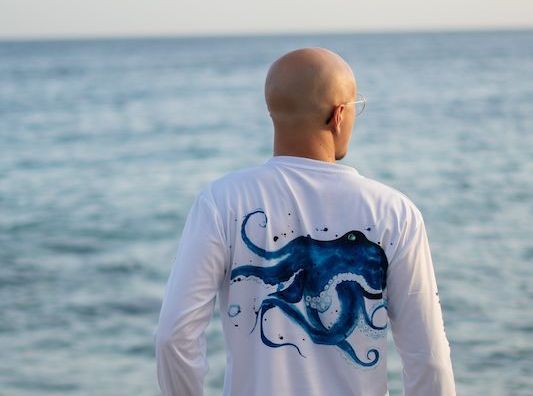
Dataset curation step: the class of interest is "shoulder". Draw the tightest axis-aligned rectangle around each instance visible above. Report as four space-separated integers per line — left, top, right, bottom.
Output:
196 162 270 201
358 174 424 226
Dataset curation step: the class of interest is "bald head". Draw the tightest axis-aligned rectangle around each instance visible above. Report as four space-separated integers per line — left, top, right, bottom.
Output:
265 47 356 127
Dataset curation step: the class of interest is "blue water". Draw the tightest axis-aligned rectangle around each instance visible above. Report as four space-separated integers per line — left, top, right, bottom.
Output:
1 29 532 395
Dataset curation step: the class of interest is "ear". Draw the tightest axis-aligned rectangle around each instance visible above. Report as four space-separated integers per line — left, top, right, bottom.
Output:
328 104 345 135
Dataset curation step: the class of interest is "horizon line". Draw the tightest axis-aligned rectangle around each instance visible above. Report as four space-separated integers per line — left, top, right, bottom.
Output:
1 24 532 43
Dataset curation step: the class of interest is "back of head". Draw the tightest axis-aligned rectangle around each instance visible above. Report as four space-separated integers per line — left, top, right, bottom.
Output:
265 47 356 129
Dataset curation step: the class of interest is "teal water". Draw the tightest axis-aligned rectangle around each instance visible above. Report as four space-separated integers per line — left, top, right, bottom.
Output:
1 29 532 395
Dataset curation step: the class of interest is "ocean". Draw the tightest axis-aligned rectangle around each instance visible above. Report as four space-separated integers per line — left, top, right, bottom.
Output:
0 29 532 395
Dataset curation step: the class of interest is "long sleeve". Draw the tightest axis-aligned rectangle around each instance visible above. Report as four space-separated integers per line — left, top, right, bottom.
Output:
154 187 228 396
386 209 456 396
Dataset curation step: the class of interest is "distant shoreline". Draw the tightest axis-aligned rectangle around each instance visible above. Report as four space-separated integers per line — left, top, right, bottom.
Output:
1 25 532 44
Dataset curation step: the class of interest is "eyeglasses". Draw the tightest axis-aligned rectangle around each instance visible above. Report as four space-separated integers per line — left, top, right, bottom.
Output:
325 92 366 124
346 93 366 116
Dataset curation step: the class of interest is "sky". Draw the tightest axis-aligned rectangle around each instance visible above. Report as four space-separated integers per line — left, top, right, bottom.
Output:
1 0 532 40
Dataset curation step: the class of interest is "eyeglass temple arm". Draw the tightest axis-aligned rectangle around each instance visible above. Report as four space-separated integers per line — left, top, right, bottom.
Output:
325 99 365 124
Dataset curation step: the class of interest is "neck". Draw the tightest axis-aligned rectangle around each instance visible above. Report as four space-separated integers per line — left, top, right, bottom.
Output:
273 129 336 163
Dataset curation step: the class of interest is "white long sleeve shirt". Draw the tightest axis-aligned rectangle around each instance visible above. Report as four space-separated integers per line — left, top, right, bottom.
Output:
154 155 456 396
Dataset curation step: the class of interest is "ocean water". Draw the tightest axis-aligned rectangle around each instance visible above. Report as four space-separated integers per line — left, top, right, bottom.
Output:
1 29 532 395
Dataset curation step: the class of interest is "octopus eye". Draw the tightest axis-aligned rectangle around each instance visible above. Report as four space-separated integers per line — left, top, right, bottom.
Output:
348 233 356 241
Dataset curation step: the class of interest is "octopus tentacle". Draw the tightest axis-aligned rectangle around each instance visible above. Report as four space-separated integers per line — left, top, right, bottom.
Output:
268 270 305 303
258 300 305 357
231 258 295 286
363 302 387 330
240 210 292 259
258 295 381 367
337 340 380 367
260 297 347 346
306 306 329 332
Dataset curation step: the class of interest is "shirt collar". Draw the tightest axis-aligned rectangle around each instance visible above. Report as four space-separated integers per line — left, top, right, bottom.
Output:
264 155 360 175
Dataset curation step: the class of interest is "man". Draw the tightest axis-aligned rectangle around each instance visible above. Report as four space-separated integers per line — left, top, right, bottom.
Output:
154 47 456 396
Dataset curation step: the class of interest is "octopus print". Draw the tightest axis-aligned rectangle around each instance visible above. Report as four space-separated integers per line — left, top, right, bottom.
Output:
230 209 389 368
